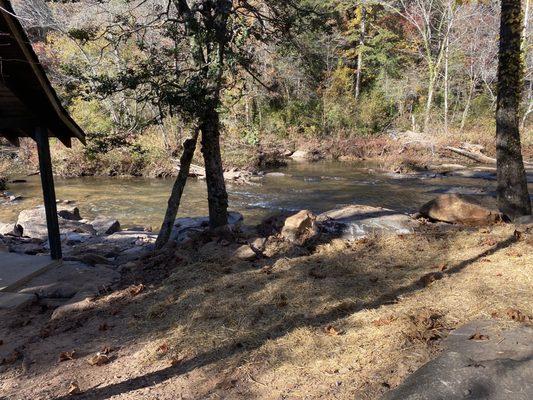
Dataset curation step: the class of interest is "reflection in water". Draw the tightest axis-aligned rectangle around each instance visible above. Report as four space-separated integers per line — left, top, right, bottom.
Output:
0 161 507 230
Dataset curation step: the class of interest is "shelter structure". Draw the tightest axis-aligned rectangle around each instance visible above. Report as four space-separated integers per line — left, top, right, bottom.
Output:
0 0 85 259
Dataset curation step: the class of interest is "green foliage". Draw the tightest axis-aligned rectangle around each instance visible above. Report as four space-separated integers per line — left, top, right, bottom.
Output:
356 88 397 135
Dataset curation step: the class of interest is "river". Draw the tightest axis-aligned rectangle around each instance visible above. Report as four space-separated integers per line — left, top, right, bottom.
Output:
1 161 529 230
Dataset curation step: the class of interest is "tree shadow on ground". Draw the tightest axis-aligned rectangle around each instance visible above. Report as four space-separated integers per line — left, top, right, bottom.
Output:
46 229 519 400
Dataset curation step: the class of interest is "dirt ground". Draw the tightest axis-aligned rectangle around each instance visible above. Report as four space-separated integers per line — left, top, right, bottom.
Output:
0 223 532 400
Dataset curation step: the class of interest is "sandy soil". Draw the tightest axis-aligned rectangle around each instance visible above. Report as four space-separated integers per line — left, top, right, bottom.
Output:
0 223 532 400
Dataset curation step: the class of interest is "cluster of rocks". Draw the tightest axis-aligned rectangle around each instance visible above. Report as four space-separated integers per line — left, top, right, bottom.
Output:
0 190 23 203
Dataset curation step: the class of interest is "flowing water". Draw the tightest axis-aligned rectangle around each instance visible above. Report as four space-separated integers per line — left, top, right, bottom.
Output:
0 161 526 229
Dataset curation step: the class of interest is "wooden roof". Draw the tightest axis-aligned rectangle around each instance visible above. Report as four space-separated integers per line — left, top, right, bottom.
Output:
0 0 85 147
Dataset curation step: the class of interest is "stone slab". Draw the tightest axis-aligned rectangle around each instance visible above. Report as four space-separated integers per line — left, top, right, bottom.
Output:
0 253 60 292
0 292 36 309
318 205 418 240
383 320 533 400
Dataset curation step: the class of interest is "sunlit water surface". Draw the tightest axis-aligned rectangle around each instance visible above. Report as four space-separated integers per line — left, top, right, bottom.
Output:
1 161 524 230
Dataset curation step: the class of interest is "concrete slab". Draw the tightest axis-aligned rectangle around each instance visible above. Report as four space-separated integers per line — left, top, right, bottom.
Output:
0 253 60 292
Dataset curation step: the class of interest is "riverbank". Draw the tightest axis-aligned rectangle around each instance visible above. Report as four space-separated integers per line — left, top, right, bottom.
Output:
2 128 532 180
0 204 531 399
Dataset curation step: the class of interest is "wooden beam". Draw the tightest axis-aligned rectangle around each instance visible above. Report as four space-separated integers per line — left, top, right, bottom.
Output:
34 126 62 260
0 117 39 129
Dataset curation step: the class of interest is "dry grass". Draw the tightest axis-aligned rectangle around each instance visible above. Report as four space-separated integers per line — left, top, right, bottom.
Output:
0 224 532 399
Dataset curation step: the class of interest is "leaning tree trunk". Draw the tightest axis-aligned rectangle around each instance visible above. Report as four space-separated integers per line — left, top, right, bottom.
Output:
200 106 229 228
496 0 531 218
155 130 199 249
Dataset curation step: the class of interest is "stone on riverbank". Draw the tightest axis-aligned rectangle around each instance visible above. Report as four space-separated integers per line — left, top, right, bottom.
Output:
89 217 121 235
419 194 502 225
16 205 93 240
0 222 22 236
281 210 319 245
170 212 243 242
318 205 417 240
290 149 323 162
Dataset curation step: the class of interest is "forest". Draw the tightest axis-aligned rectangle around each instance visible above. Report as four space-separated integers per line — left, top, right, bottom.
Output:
6 0 531 177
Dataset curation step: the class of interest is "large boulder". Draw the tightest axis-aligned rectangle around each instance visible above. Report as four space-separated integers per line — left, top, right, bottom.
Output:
281 210 319 245
419 194 502 225
318 205 417 240
16 205 94 240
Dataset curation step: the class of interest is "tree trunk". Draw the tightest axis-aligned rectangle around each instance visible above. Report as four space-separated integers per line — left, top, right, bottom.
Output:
496 0 531 218
200 106 229 228
444 35 449 133
424 70 436 132
155 130 199 249
355 5 366 101
460 79 476 131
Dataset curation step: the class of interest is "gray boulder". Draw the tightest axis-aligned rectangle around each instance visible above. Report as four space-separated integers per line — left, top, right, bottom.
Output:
170 211 243 242
0 222 23 237
16 205 95 240
318 205 417 240
90 217 121 235
384 321 533 400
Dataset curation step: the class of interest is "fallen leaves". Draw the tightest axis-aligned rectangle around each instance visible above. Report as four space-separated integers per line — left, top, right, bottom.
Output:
129 284 145 296
324 325 344 336
88 352 110 366
409 311 447 342
491 308 532 323
372 315 397 327
481 237 497 247
59 350 76 362
157 343 169 355
67 381 81 395
170 355 183 366
1 349 22 365
469 332 490 341
276 294 288 308
505 250 522 258
419 272 443 286
506 308 531 323
309 266 327 279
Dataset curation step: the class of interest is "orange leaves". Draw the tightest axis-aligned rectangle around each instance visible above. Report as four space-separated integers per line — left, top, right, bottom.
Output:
59 350 76 362
324 325 344 336
129 284 145 296
88 352 110 366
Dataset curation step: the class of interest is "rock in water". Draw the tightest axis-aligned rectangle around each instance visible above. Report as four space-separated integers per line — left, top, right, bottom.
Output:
281 210 319 245
90 217 121 235
18 205 81 225
318 205 417 240
419 194 501 225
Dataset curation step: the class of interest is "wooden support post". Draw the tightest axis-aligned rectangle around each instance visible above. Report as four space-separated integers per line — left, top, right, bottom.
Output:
35 127 62 260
